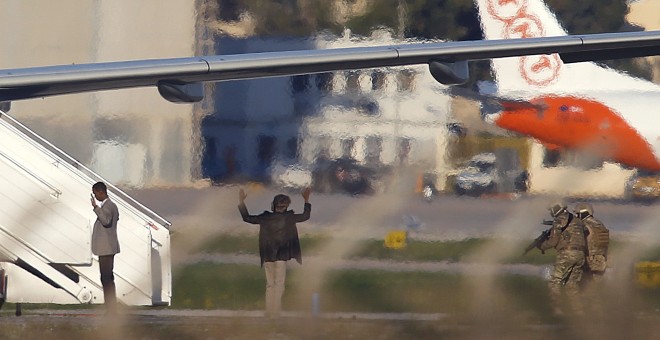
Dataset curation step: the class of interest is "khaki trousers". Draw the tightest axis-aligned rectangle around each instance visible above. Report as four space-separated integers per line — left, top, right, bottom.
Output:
264 260 287 316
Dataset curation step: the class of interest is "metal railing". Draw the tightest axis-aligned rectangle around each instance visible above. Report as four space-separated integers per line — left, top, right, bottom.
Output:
0 112 170 228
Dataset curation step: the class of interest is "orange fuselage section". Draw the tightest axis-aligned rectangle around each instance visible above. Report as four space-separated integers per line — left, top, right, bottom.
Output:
494 96 660 171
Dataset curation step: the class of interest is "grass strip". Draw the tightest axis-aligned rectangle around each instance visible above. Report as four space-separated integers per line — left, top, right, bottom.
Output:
193 234 660 264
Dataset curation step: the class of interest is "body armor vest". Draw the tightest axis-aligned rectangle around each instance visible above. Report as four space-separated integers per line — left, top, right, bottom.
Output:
585 217 609 256
557 217 586 250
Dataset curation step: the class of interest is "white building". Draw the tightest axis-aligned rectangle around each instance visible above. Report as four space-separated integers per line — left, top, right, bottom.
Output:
202 31 453 190
0 1 199 188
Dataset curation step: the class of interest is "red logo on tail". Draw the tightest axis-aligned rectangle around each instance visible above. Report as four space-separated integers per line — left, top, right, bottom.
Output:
485 0 561 87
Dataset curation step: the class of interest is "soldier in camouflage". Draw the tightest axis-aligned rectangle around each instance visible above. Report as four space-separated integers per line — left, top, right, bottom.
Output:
576 203 609 279
576 202 609 313
539 202 587 316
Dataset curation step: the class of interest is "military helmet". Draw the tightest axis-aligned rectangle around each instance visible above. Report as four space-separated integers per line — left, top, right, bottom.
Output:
574 202 593 219
548 202 567 217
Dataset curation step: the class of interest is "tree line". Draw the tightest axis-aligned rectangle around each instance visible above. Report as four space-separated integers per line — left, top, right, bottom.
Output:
213 0 652 81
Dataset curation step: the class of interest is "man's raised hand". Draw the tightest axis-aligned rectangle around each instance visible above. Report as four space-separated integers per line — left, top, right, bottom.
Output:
302 187 311 203
239 188 247 203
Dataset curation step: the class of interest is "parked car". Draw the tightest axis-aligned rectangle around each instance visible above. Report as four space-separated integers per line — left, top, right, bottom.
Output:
312 157 377 195
270 163 313 190
454 153 497 196
625 170 660 201
454 151 528 196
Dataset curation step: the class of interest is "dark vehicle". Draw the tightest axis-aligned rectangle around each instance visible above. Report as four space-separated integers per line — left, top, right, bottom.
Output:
312 157 376 195
624 170 660 201
454 153 498 196
454 150 528 196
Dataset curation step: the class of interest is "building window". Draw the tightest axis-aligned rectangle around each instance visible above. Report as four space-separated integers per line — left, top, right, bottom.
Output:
258 135 277 167
341 138 355 159
365 136 382 166
371 70 385 91
216 0 242 21
317 135 332 159
294 98 312 117
291 75 310 93
285 137 298 160
316 72 333 93
542 148 561 168
397 138 411 166
543 148 603 170
397 69 416 92
346 71 360 94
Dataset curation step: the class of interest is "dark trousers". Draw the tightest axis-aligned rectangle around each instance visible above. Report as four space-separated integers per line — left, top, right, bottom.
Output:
98 254 117 310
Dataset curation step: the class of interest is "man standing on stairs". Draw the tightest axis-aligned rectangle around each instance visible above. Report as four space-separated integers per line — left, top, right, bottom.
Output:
91 181 120 314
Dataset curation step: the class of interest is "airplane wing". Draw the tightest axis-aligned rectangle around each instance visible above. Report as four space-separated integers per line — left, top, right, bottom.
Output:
0 30 659 103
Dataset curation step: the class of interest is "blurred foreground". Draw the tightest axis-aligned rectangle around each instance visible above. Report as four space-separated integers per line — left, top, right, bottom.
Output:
2 185 659 339
2 307 660 340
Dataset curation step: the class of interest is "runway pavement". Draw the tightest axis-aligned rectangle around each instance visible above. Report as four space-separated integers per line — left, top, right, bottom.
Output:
126 185 660 241
1 185 656 339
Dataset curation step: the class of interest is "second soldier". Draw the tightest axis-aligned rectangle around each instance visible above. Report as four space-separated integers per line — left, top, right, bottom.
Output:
538 202 587 316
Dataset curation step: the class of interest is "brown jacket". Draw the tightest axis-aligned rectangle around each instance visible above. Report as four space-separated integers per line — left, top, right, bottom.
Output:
238 202 311 266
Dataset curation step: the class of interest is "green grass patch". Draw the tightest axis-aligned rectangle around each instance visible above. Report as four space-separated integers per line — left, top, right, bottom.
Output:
195 234 557 264
172 262 553 316
172 262 264 310
171 262 660 318
345 238 489 262
194 234 660 265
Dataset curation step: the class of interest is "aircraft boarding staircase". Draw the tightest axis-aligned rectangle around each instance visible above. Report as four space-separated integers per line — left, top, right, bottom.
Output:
0 111 171 307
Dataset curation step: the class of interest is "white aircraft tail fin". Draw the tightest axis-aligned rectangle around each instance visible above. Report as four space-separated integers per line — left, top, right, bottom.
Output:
475 0 658 96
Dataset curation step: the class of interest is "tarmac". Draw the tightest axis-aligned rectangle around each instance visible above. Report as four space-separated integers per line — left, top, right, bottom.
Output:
1 186 655 339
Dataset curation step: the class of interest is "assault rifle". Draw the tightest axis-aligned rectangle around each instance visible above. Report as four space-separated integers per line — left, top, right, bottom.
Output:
523 219 554 256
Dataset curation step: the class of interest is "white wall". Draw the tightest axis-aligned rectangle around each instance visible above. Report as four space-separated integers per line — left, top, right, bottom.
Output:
527 141 636 197
0 0 198 187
